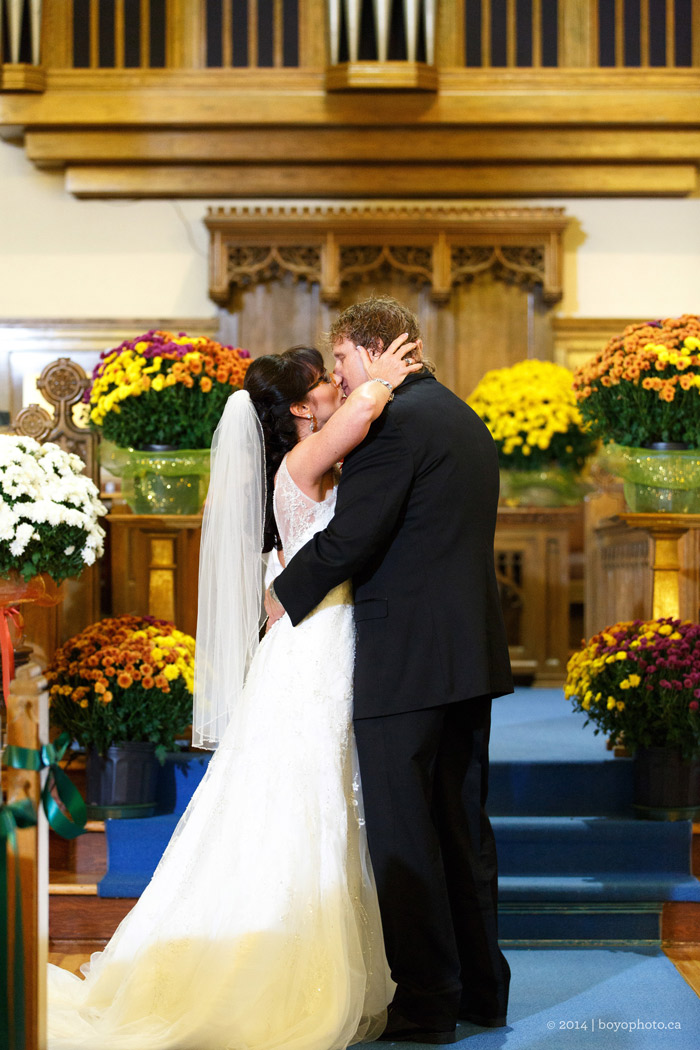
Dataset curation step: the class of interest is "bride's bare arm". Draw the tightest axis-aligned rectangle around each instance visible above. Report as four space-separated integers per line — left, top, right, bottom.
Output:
287 335 420 494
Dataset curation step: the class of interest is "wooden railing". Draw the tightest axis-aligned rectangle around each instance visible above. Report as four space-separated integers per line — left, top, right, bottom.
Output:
461 0 698 69
38 0 316 71
1 0 698 199
1 0 697 75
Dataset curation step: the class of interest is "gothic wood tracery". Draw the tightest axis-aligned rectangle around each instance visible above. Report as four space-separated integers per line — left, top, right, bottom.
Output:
224 245 324 288
206 204 567 306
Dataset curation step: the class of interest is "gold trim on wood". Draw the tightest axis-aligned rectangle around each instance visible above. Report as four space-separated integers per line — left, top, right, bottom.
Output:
205 203 568 305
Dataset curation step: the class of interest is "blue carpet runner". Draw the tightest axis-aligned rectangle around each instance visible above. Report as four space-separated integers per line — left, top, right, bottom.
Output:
98 688 700 947
373 948 700 1049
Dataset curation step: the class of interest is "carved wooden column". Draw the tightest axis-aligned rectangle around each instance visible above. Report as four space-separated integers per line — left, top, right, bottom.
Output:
590 514 700 630
619 513 700 621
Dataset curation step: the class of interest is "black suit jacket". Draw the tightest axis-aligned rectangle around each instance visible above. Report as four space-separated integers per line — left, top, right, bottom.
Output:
274 370 513 718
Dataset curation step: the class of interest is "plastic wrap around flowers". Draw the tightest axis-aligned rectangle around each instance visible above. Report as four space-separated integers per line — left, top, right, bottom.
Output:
573 315 700 447
47 615 196 757
469 359 596 472
86 330 252 450
565 618 700 760
0 435 106 584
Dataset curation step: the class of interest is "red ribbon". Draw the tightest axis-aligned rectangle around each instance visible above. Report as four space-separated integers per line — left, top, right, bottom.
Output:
0 606 23 707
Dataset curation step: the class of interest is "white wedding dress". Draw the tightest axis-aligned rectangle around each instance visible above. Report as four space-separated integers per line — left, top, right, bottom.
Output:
48 456 394 1050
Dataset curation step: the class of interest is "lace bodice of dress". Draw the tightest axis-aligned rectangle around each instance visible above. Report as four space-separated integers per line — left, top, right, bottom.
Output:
273 456 338 562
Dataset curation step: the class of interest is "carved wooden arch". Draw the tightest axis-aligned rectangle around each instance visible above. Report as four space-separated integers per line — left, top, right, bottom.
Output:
206 204 568 307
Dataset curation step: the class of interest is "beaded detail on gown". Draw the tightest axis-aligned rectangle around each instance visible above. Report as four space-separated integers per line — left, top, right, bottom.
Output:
47 455 394 1050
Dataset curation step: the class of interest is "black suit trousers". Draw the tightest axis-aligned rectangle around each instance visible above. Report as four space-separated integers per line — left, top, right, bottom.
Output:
353 697 510 1028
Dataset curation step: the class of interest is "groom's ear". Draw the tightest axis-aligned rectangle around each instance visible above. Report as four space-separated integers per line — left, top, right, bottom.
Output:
367 339 384 361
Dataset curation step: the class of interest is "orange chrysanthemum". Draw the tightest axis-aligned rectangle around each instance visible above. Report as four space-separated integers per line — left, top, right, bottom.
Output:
573 315 700 447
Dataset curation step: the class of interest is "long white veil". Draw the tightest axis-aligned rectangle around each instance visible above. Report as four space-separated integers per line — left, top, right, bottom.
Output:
192 390 266 749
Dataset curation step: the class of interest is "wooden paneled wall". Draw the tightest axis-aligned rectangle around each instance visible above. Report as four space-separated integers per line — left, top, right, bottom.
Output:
224 269 552 402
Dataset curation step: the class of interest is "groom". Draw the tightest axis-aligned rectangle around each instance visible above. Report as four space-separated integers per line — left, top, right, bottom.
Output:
267 296 513 1042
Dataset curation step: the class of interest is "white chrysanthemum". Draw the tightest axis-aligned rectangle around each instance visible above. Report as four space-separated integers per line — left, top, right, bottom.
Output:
0 434 107 580
9 522 36 556
0 502 18 541
20 500 63 527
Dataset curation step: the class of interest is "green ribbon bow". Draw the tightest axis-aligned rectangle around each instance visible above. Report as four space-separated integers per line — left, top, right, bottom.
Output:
2 731 87 840
0 796 37 1050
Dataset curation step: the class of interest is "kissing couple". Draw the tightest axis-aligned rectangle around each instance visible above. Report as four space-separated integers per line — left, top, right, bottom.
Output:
47 295 513 1049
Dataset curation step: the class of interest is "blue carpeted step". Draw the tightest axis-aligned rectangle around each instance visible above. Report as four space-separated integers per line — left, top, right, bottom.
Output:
498 903 663 944
98 750 212 898
499 874 700 903
99 814 180 897
492 815 700 943
99 751 212 897
95 693 700 950
494 817 696 880
488 759 635 816
489 687 636 817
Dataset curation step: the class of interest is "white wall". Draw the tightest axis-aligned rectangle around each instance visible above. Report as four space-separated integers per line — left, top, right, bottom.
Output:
1 138 699 321
0 141 215 319
556 199 700 318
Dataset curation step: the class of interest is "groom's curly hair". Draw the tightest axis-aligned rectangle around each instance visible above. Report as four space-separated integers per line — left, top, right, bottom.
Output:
244 346 324 552
328 296 421 355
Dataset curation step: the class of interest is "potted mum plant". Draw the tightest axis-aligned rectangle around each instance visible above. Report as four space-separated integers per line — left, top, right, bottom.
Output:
566 617 700 819
469 359 596 506
573 314 700 512
87 330 252 514
0 435 107 702
47 614 195 818
0 435 106 586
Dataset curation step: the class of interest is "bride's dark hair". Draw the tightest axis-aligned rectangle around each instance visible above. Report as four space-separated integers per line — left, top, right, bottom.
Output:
244 346 325 552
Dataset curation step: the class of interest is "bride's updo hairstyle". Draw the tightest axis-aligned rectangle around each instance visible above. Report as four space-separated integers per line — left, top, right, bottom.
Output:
244 346 325 552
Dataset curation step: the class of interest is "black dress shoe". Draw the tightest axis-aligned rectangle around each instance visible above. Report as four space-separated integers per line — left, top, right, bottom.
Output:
377 1005 457 1044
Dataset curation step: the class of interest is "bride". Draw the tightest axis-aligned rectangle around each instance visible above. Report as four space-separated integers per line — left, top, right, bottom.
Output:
47 335 419 1050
